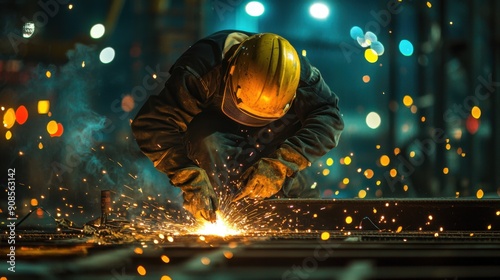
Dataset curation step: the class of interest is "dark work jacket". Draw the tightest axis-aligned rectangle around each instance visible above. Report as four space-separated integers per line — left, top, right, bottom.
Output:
131 30 344 178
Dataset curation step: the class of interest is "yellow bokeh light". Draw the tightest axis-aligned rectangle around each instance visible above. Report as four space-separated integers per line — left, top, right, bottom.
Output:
344 156 352 165
403 95 413 107
5 131 12 140
445 143 451 150
161 276 172 280
476 189 484 199
31 198 38 206
443 167 449 174
137 265 146 276
342 178 350 185
38 100 50 114
379 155 390 166
421 116 426 122
38 142 43 149
364 169 374 179
376 180 381 186
389 168 397 177
46 70 52 78
394 147 401 155
3 108 16 129
427 1 432 8
134 247 143 254
320 232 330 240
403 185 409 192
161 255 170 263
326 158 334 166
358 190 367 198
345 216 353 224
322 169 330 176
47 120 58 134
396 226 403 233
223 251 234 259
364 49 378 63
471 106 481 119
201 257 211 265
409 151 416 158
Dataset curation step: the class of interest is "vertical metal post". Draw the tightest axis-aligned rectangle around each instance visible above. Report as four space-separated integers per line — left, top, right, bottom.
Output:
101 190 111 226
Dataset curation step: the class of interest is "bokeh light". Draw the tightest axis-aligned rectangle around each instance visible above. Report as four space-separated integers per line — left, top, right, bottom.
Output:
50 123 64 137
245 1 265 17
403 95 413 107
309 3 329 19
99 47 115 64
364 169 374 179
362 75 370 83
379 155 390 166
466 115 479 134
350 26 364 40
38 100 50 114
371 41 385 55
90 24 105 39
345 216 353 224
320 231 330 240
47 120 58 135
137 265 146 276
364 31 378 45
358 190 367 198
471 106 481 119
23 22 35 38
399 39 414 56
15 105 28 125
3 108 16 129
366 112 381 129
364 48 378 63
121 95 135 112
326 158 334 166
5 131 12 140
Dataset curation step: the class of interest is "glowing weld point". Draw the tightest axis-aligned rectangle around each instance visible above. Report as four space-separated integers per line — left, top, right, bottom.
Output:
194 211 241 236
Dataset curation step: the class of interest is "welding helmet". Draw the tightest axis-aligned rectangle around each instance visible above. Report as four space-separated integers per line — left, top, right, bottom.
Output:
222 33 301 127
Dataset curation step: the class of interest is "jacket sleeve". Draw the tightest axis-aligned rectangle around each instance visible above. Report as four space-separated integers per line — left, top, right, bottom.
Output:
281 56 344 166
131 67 209 177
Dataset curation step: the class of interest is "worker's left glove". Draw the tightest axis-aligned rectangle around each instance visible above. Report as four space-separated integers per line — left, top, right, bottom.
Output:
170 167 218 223
233 144 310 201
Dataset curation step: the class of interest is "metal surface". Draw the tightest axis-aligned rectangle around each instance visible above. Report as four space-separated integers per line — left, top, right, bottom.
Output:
2 199 500 279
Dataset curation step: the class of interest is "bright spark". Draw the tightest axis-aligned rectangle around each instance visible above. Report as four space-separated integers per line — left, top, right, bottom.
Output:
194 211 241 236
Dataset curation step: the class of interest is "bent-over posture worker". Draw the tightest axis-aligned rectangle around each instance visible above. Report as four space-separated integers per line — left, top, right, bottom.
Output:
131 30 344 223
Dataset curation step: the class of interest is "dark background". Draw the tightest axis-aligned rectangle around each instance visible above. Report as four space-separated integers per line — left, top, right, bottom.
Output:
0 0 499 224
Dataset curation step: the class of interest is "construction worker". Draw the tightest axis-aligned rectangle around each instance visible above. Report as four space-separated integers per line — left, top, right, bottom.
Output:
131 30 344 223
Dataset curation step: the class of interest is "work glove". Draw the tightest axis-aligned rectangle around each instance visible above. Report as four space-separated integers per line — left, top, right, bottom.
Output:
233 144 310 201
170 167 218 223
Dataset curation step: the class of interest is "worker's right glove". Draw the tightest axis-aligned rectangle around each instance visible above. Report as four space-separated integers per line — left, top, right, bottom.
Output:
170 167 218 223
233 144 310 201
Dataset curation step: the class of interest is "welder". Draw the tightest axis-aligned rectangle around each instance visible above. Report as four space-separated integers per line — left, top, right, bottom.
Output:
131 30 344 223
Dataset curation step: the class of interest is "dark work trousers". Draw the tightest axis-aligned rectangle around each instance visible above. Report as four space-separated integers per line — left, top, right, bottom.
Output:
185 111 320 199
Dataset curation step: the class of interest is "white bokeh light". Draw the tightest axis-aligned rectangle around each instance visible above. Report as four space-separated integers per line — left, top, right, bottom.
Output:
99 47 115 64
309 3 329 19
245 1 265 17
90 24 105 39
366 112 381 129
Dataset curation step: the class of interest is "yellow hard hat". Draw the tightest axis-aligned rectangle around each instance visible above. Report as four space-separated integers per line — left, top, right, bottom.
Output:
222 33 301 127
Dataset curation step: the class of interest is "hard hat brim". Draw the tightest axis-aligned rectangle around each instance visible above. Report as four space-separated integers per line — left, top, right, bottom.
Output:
221 85 277 127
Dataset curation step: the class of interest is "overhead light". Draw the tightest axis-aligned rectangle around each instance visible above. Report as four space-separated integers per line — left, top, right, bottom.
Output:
309 2 329 20
99 47 115 64
245 1 265 17
90 24 105 39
